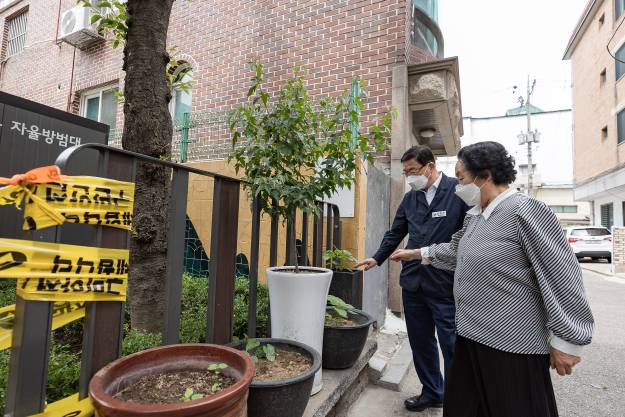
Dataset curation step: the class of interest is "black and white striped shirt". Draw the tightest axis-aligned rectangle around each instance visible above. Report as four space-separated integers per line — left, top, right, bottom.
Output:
424 188 594 355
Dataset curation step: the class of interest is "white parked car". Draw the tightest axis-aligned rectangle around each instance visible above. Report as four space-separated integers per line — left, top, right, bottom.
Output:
564 226 612 263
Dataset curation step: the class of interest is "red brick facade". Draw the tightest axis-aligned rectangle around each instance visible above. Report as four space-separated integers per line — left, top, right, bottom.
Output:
0 0 435 160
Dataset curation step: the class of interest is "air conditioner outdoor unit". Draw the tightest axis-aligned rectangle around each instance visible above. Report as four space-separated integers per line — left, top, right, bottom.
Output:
60 6 104 49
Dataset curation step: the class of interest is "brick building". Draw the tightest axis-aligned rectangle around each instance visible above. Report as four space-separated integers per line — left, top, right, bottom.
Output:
0 0 463 314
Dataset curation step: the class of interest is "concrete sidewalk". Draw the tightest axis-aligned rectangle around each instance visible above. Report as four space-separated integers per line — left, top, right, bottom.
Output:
348 267 625 417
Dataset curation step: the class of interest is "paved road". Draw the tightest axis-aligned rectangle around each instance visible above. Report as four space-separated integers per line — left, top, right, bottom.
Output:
348 267 625 417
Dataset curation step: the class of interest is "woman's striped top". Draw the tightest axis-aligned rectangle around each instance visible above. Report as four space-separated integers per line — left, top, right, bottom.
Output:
425 189 594 355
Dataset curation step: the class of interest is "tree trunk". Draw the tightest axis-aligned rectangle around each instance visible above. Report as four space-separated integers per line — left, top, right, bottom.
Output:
122 0 175 333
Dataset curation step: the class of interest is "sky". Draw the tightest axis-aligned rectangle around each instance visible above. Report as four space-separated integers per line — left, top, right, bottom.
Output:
439 0 589 117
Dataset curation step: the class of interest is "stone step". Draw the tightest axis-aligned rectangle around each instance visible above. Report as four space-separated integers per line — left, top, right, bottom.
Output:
376 337 413 392
303 338 378 417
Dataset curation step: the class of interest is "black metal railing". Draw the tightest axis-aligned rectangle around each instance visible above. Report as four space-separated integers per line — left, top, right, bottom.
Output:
3 143 342 416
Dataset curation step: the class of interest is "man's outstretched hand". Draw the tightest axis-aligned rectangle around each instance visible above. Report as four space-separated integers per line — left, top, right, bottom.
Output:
354 258 378 271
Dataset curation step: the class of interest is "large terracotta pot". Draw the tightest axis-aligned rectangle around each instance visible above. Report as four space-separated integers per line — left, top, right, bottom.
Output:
89 344 255 417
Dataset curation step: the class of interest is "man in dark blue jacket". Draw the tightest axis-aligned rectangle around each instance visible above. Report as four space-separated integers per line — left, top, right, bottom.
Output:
356 145 469 412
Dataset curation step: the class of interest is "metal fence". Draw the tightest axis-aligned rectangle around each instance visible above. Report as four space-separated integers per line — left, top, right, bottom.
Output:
108 110 232 163
3 143 341 416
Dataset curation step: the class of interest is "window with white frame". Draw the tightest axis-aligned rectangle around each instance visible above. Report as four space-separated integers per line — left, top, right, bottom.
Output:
5 10 28 58
81 87 119 130
169 64 193 125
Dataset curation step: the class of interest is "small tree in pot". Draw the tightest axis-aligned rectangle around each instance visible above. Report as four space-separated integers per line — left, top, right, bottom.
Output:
229 62 392 394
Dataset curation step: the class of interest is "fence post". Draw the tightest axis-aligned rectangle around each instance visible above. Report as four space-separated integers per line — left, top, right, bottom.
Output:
247 196 261 338
4 290 53 416
78 152 133 398
163 168 189 345
301 212 309 266
313 202 324 267
180 112 190 163
206 177 240 344
332 205 342 250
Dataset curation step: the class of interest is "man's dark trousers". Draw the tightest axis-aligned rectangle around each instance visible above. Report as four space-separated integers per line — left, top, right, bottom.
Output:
372 174 468 403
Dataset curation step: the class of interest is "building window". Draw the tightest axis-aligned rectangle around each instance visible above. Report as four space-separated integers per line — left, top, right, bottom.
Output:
617 108 625 144
616 44 625 80
600 68 607 84
5 10 28 58
602 125 608 140
600 203 614 229
169 64 193 125
549 205 578 214
617 0 625 20
412 0 438 23
80 87 119 130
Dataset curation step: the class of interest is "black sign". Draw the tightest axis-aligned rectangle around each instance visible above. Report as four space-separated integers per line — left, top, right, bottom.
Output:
0 91 109 240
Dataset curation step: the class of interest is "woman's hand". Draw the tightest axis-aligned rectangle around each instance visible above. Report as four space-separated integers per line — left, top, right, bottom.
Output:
390 248 422 262
549 347 581 376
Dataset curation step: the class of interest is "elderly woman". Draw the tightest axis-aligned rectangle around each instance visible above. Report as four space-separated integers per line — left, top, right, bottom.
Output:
390 141 594 417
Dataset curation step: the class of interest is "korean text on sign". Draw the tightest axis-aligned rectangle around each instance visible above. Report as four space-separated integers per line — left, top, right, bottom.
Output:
10 121 81 148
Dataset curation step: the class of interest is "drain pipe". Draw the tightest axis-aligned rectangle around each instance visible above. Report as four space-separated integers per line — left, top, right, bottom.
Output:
66 46 76 112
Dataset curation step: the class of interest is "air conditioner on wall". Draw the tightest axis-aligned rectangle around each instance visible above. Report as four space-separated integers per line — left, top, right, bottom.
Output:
59 6 104 49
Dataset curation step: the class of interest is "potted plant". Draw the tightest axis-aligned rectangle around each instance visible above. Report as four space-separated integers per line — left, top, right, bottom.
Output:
323 295 376 369
323 248 363 309
89 344 255 417
229 62 392 394
229 338 321 417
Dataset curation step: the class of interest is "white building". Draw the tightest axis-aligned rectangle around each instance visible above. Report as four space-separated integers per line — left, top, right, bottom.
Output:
437 107 591 226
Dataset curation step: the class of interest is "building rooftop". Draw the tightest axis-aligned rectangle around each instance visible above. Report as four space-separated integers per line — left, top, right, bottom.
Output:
505 104 544 116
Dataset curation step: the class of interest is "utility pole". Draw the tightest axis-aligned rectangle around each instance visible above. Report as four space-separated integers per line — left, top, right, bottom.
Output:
526 76 535 197
516 77 540 197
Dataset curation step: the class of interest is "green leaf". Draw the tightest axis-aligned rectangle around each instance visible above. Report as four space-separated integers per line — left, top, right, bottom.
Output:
91 14 102 24
245 338 261 353
191 393 204 400
263 344 276 362
184 388 193 398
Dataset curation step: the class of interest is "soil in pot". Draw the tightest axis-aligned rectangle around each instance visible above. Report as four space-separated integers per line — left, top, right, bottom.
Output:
113 366 236 404
325 312 357 327
253 347 312 382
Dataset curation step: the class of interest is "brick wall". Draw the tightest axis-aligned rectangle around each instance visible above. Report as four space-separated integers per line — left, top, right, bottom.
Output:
1 0 435 160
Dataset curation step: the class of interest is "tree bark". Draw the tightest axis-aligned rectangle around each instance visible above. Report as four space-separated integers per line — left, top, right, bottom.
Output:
122 0 175 333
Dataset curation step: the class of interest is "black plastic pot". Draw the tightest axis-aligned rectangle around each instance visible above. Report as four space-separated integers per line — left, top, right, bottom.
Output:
323 308 375 369
229 338 321 417
329 269 363 309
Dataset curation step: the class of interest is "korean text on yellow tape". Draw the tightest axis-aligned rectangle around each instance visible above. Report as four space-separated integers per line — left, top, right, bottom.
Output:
0 301 86 351
0 165 134 231
0 238 129 302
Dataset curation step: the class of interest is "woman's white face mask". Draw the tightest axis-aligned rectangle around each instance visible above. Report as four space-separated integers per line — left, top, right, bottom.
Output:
454 179 484 207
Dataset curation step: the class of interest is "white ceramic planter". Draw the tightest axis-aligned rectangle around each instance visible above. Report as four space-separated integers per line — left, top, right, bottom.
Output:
266 266 333 396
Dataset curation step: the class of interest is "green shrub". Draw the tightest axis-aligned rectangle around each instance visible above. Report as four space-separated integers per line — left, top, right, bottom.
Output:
46 344 81 403
0 281 15 308
180 274 269 342
122 326 162 356
0 350 9 410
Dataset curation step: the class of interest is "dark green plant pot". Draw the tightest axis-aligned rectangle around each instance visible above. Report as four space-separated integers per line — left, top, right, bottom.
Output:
229 338 321 417
328 268 363 309
323 308 375 369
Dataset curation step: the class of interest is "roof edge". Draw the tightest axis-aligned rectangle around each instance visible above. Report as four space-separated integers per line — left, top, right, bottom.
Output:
563 0 600 60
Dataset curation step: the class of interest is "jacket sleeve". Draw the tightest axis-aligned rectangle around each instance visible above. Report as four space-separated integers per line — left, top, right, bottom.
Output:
424 214 472 272
372 194 409 266
517 198 595 355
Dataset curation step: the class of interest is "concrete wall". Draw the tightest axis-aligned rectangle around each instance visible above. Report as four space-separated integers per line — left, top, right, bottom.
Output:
363 164 390 327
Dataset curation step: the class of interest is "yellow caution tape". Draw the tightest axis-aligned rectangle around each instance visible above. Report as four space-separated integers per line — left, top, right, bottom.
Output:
0 238 128 302
30 393 94 417
0 301 86 351
0 166 134 231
